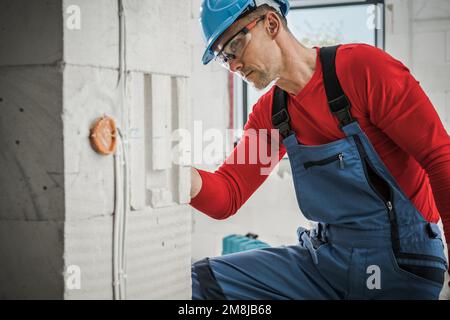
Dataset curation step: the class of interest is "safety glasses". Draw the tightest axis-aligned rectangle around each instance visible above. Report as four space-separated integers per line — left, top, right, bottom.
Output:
214 15 266 70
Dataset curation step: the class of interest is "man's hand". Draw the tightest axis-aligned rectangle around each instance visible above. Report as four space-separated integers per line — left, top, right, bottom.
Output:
190 167 202 199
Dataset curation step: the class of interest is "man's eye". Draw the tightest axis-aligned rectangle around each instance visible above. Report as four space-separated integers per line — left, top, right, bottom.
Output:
223 53 235 62
228 38 243 53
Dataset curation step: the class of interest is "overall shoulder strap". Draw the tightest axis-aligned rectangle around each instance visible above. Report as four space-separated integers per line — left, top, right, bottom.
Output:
319 45 355 129
271 86 293 139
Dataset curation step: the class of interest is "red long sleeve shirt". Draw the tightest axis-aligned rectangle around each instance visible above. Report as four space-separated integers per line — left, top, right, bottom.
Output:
190 44 450 241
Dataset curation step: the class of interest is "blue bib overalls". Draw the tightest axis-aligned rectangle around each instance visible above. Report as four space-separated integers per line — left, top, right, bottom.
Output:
192 45 448 300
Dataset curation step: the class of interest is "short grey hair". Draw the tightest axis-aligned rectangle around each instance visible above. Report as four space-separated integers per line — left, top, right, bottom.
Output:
240 4 289 30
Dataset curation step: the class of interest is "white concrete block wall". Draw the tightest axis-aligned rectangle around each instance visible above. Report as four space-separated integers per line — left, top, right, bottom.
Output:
174 77 193 205
151 75 172 171
129 72 147 211
63 0 119 69
66 207 191 300
125 1 191 76
125 207 191 299
64 216 114 299
62 65 120 299
129 72 192 210
413 0 450 20
62 0 191 76
384 0 411 66
1 0 193 299
63 65 118 220
62 0 193 299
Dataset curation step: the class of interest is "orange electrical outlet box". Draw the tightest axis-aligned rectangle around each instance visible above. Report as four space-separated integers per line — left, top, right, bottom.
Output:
89 115 117 155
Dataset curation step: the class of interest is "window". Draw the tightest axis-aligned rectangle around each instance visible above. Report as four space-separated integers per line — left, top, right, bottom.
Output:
232 0 385 141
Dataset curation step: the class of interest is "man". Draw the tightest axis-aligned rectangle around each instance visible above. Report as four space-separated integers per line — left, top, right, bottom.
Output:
190 0 450 299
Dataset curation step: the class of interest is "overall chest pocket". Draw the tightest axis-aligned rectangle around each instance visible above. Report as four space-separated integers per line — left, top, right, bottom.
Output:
304 153 345 170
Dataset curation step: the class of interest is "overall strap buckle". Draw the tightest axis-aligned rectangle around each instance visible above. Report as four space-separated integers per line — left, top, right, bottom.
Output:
329 95 354 129
319 45 356 130
271 87 293 139
272 108 293 139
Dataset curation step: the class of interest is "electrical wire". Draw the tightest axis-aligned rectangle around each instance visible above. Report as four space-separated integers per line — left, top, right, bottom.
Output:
117 128 128 300
113 132 123 300
112 0 129 300
113 127 129 300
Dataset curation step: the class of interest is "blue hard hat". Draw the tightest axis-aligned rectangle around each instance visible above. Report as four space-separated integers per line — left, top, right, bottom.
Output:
199 0 290 65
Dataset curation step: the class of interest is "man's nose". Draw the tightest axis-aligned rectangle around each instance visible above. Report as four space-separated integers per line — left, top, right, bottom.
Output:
229 59 243 73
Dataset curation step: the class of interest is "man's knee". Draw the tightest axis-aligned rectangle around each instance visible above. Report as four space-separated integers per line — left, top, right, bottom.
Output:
191 257 226 300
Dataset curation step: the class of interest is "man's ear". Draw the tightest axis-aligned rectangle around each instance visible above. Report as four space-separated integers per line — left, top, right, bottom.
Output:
265 12 281 38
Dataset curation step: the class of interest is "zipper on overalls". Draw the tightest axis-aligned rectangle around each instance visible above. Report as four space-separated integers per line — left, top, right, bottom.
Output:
385 199 401 253
353 136 391 203
338 153 344 169
353 135 402 253
386 201 395 225
304 153 345 170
